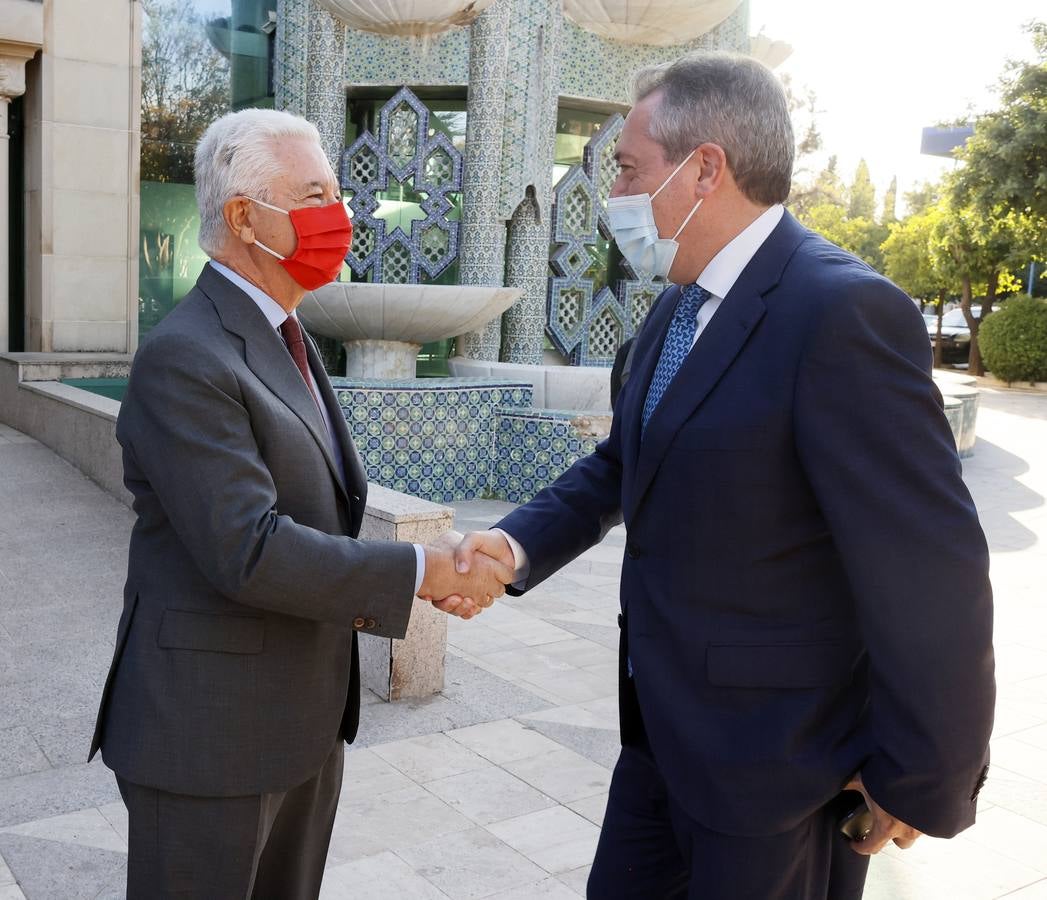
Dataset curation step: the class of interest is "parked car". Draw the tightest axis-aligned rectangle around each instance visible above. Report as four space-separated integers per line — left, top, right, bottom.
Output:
926 307 984 365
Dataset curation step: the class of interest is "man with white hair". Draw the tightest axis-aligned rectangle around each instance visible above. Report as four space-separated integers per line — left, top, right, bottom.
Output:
89 108 509 898
454 52 995 898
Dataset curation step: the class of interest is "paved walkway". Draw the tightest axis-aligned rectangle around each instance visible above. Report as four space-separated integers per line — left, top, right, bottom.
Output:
0 388 1045 899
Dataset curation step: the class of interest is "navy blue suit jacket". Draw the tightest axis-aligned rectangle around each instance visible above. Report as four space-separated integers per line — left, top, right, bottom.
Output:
497 211 994 839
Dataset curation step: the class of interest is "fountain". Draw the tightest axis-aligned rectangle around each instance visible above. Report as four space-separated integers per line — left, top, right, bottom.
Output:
297 282 520 378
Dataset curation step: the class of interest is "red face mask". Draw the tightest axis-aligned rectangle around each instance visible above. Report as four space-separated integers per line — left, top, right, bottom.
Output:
246 196 353 290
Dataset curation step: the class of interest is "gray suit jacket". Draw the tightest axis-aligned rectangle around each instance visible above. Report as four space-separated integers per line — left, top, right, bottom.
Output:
90 265 417 797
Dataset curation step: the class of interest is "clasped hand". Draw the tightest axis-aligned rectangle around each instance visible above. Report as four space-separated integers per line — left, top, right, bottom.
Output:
416 530 516 619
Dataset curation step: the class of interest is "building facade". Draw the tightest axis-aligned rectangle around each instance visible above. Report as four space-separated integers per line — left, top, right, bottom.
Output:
3 0 765 366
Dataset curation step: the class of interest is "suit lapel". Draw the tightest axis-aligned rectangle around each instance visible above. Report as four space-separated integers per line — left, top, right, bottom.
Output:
197 266 351 505
304 333 369 514
619 284 681 489
624 211 808 521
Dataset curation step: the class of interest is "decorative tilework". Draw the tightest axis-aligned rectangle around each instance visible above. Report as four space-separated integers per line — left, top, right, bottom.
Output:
547 114 661 366
342 28 470 88
276 0 752 367
558 2 751 105
340 88 464 282
334 377 534 503
275 0 309 115
306 0 348 168
493 409 600 505
332 377 601 503
456 0 512 362
502 190 549 365
497 0 562 365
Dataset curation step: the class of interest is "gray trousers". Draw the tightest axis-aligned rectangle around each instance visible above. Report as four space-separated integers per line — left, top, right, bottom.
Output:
117 740 344 899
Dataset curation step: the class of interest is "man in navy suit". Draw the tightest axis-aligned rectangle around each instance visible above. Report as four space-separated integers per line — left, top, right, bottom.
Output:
454 52 994 898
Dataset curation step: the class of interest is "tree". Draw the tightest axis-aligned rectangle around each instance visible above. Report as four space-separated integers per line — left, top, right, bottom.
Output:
881 204 957 366
140 0 230 183
848 159 876 220
951 22 1047 225
931 197 1030 375
904 181 942 217
882 176 898 224
800 202 888 272
934 21 1047 374
782 74 825 215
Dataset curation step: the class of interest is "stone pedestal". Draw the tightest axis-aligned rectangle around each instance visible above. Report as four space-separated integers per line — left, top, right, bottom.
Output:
356 483 454 700
344 339 421 379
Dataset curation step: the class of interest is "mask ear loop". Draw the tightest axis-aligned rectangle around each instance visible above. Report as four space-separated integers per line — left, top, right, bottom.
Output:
651 148 698 201
243 196 290 216
672 197 703 240
242 196 290 260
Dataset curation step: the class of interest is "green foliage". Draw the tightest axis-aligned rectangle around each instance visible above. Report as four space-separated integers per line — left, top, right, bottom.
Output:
882 177 898 224
951 22 1047 225
978 296 1047 382
904 182 943 217
881 205 956 301
798 203 888 271
848 160 876 220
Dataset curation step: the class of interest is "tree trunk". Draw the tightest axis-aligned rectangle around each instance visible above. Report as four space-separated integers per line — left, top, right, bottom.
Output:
959 275 982 375
934 289 945 369
967 271 998 377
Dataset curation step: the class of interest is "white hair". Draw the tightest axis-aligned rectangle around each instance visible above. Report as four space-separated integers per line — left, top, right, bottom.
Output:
633 52 795 206
193 108 323 256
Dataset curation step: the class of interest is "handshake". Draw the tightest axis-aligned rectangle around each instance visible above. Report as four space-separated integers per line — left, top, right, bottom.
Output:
416 530 517 620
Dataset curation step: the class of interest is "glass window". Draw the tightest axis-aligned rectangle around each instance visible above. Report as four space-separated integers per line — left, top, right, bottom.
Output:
139 0 275 340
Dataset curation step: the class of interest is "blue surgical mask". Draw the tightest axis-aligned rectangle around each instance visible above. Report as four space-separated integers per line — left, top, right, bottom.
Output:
606 149 703 281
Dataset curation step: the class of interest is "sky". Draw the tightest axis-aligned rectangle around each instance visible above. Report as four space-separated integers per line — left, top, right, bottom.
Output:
748 0 1043 214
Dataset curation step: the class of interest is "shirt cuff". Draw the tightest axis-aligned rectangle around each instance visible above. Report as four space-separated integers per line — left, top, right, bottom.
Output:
491 527 530 588
413 543 426 595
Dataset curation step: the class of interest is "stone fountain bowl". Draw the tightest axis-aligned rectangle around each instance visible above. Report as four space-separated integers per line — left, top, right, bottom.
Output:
298 282 521 378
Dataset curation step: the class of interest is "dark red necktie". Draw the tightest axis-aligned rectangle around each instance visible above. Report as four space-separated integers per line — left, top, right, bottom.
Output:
279 316 321 410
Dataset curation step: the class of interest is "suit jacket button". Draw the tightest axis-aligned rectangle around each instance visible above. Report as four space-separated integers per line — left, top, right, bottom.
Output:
353 617 365 629
366 618 376 629
626 544 641 559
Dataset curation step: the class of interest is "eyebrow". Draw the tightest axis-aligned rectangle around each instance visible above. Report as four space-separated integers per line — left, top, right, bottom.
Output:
613 150 634 163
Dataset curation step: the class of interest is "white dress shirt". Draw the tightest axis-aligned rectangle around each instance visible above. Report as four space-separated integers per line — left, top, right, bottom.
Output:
497 203 786 583
209 261 426 594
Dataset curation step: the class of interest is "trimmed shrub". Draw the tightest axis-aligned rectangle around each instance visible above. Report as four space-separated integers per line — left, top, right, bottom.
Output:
979 296 1047 384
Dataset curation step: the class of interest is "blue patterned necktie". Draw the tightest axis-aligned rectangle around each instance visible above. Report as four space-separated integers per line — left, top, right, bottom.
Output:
641 283 711 435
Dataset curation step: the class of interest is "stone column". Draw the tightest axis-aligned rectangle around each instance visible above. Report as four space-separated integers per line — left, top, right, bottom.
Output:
0 42 37 353
456 0 511 361
497 0 561 364
305 0 347 171
502 191 547 363
0 95 9 353
274 0 309 115
20 0 137 354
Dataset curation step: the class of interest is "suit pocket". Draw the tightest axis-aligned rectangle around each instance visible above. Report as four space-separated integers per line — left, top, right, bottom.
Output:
157 609 265 655
706 641 856 689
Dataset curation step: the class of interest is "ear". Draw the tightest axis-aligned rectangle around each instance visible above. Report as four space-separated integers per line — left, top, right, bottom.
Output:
223 196 255 244
694 143 729 198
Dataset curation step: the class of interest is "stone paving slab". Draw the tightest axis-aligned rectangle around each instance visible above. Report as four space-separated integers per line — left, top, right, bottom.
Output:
1 386 1046 898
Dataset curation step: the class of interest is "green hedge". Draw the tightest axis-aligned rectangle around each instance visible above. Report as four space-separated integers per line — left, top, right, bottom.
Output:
979 296 1047 384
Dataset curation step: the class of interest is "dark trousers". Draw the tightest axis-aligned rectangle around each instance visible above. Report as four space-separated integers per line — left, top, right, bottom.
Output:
117 740 344 900
587 740 870 900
